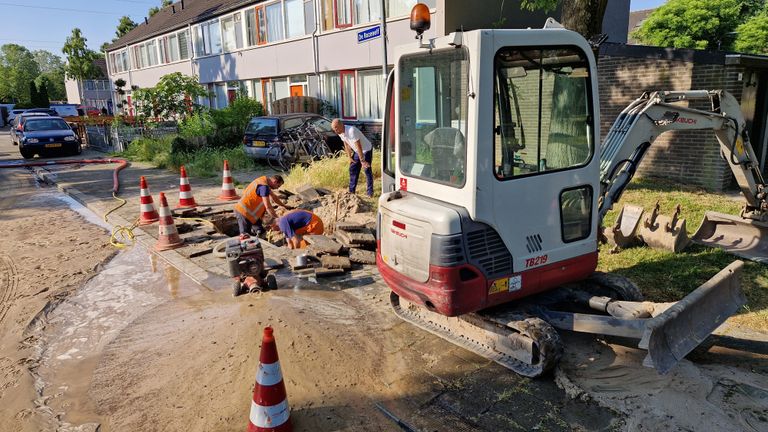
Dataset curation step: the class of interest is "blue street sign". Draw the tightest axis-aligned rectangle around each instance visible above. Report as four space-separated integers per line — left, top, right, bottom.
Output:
357 25 381 43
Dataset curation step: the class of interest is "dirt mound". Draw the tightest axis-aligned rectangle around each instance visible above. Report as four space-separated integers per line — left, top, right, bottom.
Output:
296 193 375 228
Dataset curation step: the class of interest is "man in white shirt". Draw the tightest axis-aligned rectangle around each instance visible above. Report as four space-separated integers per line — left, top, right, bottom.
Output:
331 118 374 197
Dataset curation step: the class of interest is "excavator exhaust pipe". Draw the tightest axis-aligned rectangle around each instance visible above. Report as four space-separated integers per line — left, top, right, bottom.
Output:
691 211 768 263
640 260 746 374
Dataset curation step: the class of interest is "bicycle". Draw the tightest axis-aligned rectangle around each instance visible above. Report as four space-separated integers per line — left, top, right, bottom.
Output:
266 123 333 172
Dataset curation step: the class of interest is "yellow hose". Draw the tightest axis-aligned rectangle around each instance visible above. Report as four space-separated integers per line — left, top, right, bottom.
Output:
105 191 139 248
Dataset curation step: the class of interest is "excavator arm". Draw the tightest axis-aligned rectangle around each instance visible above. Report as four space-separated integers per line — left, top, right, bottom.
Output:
598 90 768 224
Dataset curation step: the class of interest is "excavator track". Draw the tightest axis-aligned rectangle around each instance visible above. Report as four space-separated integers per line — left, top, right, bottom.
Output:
390 292 562 377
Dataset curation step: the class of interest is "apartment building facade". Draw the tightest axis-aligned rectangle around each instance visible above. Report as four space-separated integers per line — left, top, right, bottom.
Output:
107 0 630 123
64 59 114 113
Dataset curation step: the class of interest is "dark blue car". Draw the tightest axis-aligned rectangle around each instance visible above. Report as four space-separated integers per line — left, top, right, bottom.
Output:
18 117 81 159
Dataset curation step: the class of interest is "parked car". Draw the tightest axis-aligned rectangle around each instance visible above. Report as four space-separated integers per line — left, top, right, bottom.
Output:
78 105 101 116
10 112 51 145
18 117 81 159
25 107 58 116
50 104 80 117
243 113 344 160
7 108 26 125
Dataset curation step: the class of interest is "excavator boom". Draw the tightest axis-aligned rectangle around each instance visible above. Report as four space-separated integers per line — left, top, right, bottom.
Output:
598 90 768 261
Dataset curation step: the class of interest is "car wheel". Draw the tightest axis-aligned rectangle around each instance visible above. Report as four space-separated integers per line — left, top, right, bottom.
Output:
71 143 82 156
20 149 33 159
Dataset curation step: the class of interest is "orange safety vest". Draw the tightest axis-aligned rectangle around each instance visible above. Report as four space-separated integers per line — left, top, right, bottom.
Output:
234 176 270 223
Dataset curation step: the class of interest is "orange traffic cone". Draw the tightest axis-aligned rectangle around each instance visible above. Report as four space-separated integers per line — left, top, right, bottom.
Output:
176 165 198 209
156 192 184 251
138 176 159 225
218 160 240 201
247 327 291 432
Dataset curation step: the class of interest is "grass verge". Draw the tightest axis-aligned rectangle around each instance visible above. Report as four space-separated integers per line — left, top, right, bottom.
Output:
601 177 768 331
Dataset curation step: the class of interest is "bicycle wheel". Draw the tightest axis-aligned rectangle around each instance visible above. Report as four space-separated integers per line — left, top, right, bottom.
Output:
267 145 290 172
312 140 332 159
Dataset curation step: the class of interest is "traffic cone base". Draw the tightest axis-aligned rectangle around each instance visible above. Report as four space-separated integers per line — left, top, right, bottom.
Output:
176 165 198 209
138 176 159 225
247 327 292 432
156 192 184 251
218 160 239 201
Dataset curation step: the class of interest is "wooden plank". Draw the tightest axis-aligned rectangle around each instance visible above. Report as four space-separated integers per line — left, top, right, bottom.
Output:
315 267 346 277
349 248 376 265
320 256 352 270
304 235 343 255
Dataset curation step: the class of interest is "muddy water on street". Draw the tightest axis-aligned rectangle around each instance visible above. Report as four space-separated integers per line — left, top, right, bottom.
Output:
26 194 208 430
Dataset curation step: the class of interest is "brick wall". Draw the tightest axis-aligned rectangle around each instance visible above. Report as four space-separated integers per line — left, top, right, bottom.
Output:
597 44 743 191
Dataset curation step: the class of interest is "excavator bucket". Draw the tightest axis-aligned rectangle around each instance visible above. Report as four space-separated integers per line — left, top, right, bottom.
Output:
606 204 644 250
691 211 768 263
637 202 690 253
640 261 746 374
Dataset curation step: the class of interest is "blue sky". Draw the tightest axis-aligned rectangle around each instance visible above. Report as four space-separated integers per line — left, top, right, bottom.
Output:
0 0 668 56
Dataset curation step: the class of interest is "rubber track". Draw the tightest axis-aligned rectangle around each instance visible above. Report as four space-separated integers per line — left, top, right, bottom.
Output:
390 293 561 378
0 253 18 325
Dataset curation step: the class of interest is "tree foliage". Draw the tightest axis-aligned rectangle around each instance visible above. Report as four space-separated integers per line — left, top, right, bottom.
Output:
62 28 103 81
29 81 40 107
633 0 755 50
116 16 138 39
521 0 608 39
0 44 40 103
735 13 768 54
37 81 50 107
133 72 208 120
32 50 66 101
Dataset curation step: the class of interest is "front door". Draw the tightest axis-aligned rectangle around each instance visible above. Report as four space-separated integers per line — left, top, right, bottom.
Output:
290 85 304 97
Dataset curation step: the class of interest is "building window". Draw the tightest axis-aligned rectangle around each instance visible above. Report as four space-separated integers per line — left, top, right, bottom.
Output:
321 0 334 30
146 40 158 66
285 0 305 38
273 77 290 100
246 9 257 46
168 34 180 62
304 0 316 34
357 69 384 120
335 0 352 28
340 70 356 119
222 12 244 52
178 30 191 59
321 73 341 117
110 50 130 73
354 0 380 25
194 19 222 56
251 79 265 105
215 83 228 109
266 2 284 42
386 0 434 18
158 38 167 64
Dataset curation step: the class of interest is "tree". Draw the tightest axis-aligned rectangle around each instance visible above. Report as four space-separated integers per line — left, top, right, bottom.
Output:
37 81 50 107
29 81 40 107
521 0 608 39
32 50 66 101
133 72 208 120
148 0 172 18
735 13 768 54
633 0 754 50
62 28 103 103
0 44 40 103
116 16 138 39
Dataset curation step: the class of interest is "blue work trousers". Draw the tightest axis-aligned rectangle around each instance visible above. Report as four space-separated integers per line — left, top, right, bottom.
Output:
349 150 374 197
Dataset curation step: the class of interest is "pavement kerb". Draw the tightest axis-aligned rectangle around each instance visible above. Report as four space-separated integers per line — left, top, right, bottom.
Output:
31 166 216 290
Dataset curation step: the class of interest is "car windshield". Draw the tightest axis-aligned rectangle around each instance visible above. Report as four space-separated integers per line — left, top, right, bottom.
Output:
24 118 70 131
245 118 278 135
21 114 48 122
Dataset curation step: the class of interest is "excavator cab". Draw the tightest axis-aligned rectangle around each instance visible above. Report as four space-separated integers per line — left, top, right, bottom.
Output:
379 27 602 316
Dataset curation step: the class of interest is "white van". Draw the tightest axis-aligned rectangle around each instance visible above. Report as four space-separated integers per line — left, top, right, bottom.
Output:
50 105 80 118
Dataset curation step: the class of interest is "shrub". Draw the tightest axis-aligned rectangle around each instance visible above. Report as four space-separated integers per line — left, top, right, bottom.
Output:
179 111 215 138
283 151 382 193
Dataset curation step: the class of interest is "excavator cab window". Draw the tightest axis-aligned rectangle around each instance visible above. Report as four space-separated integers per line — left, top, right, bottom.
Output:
398 47 469 187
493 46 593 179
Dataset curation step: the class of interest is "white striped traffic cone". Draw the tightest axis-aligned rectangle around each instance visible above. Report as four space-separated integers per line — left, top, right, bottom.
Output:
176 165 198 209
156 192 184 251
218 160 240 201
138 176 159 225
247 327 291 432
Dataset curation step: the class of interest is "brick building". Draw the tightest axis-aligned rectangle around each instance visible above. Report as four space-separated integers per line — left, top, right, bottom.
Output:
597 43 768 191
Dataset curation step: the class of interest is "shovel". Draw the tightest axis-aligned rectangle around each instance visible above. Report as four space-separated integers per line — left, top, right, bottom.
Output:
691 211 768 263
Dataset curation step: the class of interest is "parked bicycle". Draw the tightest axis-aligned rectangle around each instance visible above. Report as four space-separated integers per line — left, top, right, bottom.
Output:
266 123 334 172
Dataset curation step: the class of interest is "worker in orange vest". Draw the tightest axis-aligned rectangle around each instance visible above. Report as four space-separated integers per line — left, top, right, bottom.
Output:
234 174 287 238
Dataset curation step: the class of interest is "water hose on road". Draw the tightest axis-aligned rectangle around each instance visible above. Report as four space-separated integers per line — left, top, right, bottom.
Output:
0 158 136 248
